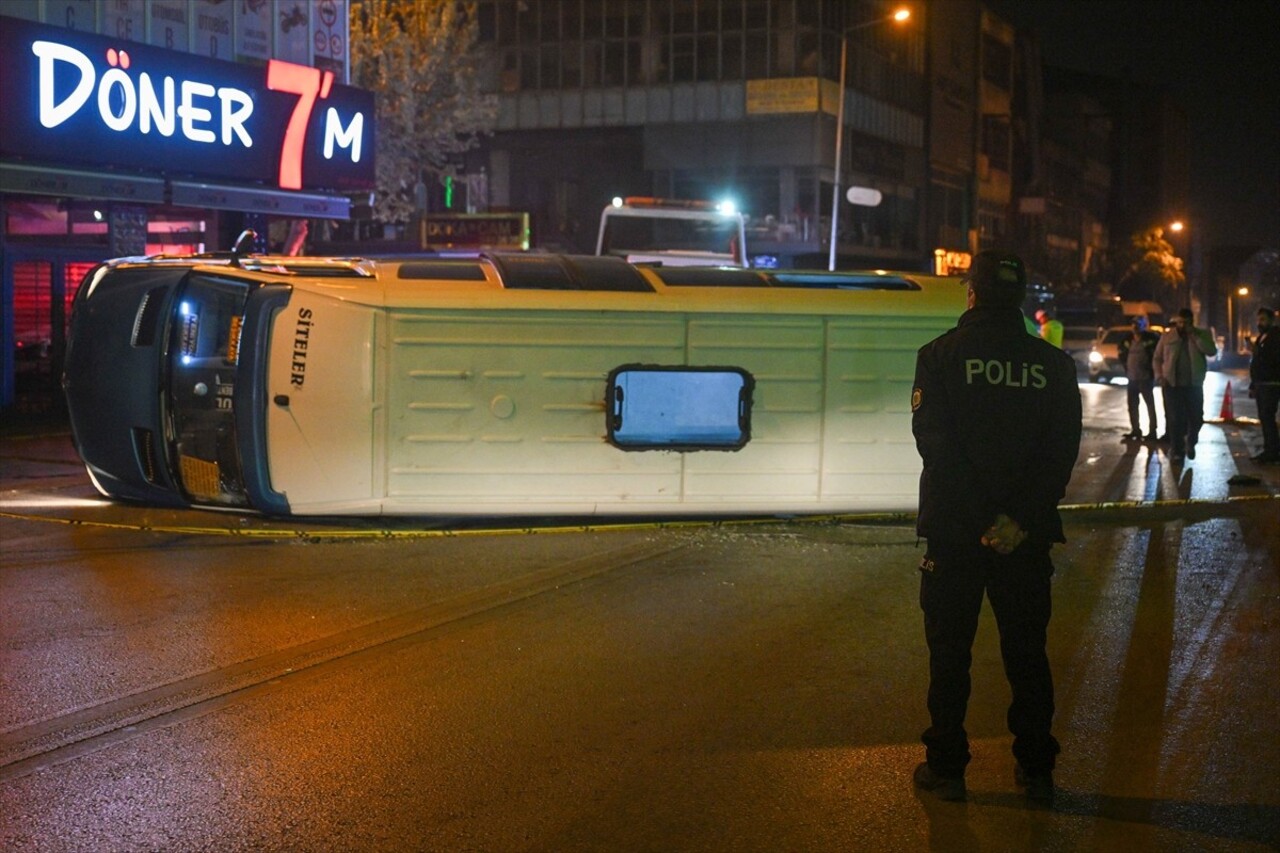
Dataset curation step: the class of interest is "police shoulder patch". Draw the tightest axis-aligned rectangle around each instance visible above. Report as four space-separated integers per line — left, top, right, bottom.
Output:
911 387 923 411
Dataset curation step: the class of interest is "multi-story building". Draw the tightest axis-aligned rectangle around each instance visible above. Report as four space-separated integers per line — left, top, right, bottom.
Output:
1016 65 1113 293
473 0 935 270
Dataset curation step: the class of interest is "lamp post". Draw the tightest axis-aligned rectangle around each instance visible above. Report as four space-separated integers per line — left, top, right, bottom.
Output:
828 7 912 271
1166 219 1199 311
1229 285 1250 354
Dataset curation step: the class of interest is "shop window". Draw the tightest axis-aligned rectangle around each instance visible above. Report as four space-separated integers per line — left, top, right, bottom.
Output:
5 202 67 236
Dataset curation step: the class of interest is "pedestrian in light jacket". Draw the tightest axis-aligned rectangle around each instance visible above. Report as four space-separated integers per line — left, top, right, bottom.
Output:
1152 307 1217 463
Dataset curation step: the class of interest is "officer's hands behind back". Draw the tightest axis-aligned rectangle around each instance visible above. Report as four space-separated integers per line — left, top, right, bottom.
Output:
981 513 1027 555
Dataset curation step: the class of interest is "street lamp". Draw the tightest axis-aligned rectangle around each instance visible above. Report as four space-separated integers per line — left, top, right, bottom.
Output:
1165 219 1197 309
828 7 912 271
1228 285 1250 354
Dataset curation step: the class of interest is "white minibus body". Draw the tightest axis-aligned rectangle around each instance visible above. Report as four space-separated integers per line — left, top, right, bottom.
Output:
64 253 965 516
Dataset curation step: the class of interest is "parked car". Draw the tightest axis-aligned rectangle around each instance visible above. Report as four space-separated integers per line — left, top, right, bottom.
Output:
1088 324 1164 382
1062 324 1102 372
1087 325 1133 382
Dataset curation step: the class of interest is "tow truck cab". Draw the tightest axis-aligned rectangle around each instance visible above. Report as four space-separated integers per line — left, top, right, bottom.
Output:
596 197 746 267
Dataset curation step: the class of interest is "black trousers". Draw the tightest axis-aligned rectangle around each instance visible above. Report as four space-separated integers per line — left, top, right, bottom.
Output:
1165 384 1204 456
1257 384 1280 456
1126 377 1158 435
919 540 1059 777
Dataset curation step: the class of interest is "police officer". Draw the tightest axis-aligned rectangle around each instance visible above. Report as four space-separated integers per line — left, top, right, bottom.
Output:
1034 308 1065 349
1250 306 1280 463
909 250 1082 804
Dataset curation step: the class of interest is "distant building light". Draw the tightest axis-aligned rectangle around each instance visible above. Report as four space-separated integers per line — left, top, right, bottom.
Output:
846 186 883 207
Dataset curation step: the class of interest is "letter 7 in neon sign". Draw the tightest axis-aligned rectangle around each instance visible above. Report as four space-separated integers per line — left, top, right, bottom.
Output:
266 59 333 190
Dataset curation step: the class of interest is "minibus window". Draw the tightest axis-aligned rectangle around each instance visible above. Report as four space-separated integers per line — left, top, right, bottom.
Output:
607 366 753 450
166 275 253 507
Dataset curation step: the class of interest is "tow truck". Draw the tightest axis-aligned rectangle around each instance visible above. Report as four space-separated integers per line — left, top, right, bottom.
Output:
595 197 747 267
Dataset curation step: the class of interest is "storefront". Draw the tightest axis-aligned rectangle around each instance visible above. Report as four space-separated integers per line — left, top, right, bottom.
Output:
0 14 374 410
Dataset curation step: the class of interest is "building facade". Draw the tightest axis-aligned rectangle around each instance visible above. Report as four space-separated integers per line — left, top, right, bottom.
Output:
473 0 936 270
1 0 372 410
462 1 1204 327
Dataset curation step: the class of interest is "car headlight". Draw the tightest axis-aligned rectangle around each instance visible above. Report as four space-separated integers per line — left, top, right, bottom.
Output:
1088 351 1104 364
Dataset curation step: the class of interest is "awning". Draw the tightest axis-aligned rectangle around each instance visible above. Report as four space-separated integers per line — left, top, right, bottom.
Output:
0 162 165 204
169 180 350 220
1 161 352 219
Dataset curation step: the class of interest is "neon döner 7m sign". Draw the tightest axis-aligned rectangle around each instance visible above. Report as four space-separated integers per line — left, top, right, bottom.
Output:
31 42 362 190
0 15 375 192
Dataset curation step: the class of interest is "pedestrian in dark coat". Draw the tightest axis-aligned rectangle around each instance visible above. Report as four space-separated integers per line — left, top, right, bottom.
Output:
1118 319 1161 439
909 250 1082 804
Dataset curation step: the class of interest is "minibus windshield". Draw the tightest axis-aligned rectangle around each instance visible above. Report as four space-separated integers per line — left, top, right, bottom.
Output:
166 274 253 507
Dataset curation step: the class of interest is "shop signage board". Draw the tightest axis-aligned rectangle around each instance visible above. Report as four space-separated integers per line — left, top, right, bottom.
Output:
192 0 235 61
421 214 532 251
98 0 146 43
0 14 375 193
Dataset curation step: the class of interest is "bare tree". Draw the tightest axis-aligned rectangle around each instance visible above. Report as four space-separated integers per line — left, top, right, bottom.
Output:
350 0 496 225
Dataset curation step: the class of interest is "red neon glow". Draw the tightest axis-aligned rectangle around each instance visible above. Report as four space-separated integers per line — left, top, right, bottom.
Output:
266 59 331 190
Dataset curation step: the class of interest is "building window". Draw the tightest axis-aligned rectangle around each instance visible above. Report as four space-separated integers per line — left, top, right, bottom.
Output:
672 34 695 81
722 32 743 79
981 33 1012 90
983 115 1011 172
744 30 768 78
480 0 914 91
697 34 719 81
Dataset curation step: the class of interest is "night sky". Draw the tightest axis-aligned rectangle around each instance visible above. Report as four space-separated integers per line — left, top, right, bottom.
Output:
984 0 1280 251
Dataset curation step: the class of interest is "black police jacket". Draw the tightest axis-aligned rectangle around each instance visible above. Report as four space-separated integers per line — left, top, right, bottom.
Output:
912 305 1082 546
1251 325 1280 385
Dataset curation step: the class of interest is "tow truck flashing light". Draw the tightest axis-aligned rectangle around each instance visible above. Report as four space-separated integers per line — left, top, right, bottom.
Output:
615 196 739 215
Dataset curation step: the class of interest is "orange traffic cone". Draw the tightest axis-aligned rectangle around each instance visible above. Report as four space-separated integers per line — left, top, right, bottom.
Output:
1219 381 1235 422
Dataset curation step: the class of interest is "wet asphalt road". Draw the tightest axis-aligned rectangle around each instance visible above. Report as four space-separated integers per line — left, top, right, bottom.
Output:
1 370 1277 851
